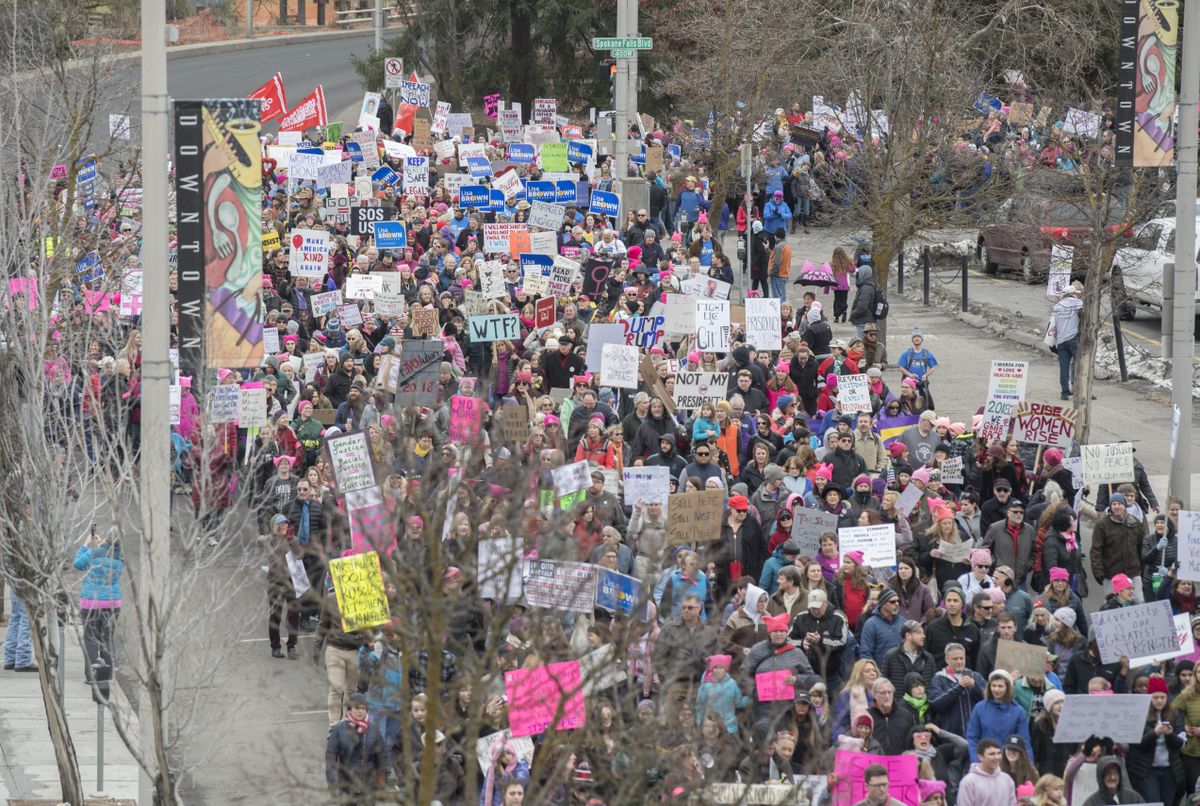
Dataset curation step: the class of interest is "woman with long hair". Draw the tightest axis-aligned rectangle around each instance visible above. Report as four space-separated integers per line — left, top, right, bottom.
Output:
838 550 871 629
829 247 854 323
1033 774 1068 806
832 659 880 740
1127 676 1182 806
888 557 935 624
921 505 971 591
1031 690 1072 778
1001 734 1040 792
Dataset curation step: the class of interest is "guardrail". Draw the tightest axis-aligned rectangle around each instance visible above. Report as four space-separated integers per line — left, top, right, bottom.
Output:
334 7 405 26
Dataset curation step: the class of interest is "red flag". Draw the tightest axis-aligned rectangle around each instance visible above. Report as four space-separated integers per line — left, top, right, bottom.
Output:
247 72 288 123
278 86 327 132
394 104 417 137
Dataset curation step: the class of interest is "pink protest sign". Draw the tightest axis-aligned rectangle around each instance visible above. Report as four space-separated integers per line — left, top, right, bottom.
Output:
832 750 918 806
82 290 114 313
448 395 481 442
755 670 793 702
5 277 39 310
350 501 398 556
504 660 586 738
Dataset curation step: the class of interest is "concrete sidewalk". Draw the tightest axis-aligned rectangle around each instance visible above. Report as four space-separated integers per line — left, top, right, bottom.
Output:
0 620 140 803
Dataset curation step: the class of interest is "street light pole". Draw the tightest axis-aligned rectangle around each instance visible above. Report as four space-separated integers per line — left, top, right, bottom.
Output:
1169 6 1198 506
613 0 629 192
139 0 172 800
374 0 383 52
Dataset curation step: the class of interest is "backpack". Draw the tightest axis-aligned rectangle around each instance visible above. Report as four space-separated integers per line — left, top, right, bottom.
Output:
874 289 889 319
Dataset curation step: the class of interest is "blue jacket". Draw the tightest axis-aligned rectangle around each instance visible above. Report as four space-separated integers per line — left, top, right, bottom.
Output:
859 611 904 664
928 666 985 737
758 545 792 594
358 645 404 715
677 190 700 224
966 698 1033 763
74 545 124 605
695 674 750 734
762 200 792 236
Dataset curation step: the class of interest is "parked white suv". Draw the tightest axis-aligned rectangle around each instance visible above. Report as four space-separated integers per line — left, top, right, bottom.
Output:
1111 216 1200 322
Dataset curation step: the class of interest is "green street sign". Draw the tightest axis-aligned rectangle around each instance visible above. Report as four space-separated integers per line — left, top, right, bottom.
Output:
592 36 653 50
611 48 637 58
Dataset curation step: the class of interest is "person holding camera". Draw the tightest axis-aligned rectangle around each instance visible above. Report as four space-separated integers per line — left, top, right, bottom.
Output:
73 525 124 684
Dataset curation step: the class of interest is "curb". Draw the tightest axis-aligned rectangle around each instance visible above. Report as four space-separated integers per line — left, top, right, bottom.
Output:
164 28 374 61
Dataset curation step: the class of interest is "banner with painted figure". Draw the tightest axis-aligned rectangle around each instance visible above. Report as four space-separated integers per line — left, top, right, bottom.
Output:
173 100 264 376
1116 0 1177 167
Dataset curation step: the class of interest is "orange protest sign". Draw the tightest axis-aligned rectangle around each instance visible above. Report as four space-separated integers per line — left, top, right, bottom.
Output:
509 230 531 256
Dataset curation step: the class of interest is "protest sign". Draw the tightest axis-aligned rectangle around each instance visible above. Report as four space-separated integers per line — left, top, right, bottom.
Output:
522 559 598 612
287 229 328 278
335 303 364 328
263 328 280 355
316 159 352 189
673 371 729 409
458 185 490 208
1130 612 1195 666
529 200 566 231
532 97 557 125
285 551 309 599
208 384 239 423
534 296 556 329
447 112 473 136
938 539 973 564
979 360 1028 442
499 109 522 141
1013 402 1077 448
371 220 408 249
595 569 647 619
430 101 450 134
1081 442 1135 486
492 168 523 200
680 275 732 300
791 508 839 556
410 307 439 336
695 299 731 352
468 313 520 342
504 660 586 737
704 781 827 806
896 483 923 516
479 260 507 299
1048 244 1074 298
529 230 558 257
995 639 1049 679
578 642 629 694
328 551 391 632
745 297 782 350
837 374 871 414
590 190 619 218
1091 598 1177 664
399 80 430 107
640 356 676 416
1179 512 1200 582
1062 455 1085 489
475 731 534 775
838 524 897 569
832 751 918 806
667 490 726 544
940 456 964 484
349 503 398 557
497 405 530 444
540 142 568 172
548 255 580 297
552 460 590 496
412 117 432 150
237 385 267 427
477 536 524 602
622 466 670 508
483 223 528 254
755 670 793 702
326 431 377 501
664 293 696 336
1053 694 1151 743
449 395 482 442
566 140 593 165
619 315 665 350
403 155 429 191
600 342 640 389
345 274 382 301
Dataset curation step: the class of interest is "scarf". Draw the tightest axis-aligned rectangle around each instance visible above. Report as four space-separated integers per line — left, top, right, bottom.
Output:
914 744 938 761
903 693 929 723
1062 528 1078 553
346 710 369 735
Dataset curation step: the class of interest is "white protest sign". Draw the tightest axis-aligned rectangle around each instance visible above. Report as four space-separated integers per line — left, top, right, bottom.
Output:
529 230 558 257
1090 598 1177 664
316 159 352 189
208 384 239 423
622 466 670 508
745 297 781 350
548 255 579 296
681 275 732 300
311 289 343 316
237 386 268 427
1047 244 1073 298
326 432 380 509
695 299 730 352
1179 511 1200 582
430 101 451 135
584 323 626 373
302 352 324 383
552 460 591 495
664 293 696 336
475 730 534 774
600 342 639 389
896 483 923 516
287 229 329 278
1130 612 1195 666
838 524 897 569
578 642 628 695
979 360 1027 443
492 168 523 200
522 558 597 613
169 385 181 425
457 141 486 167
837 374 871 414
1053 694 1152 743
403 156 430 192
673 371 729 409
477 535 524 602
479 260 507 299
533 98 557 125
940 456 964 484
529 200 567 231
499 109 522 142
1062 455 1085 489
345 274 383 301
791 508 839 556
263 328 280 355
285 551 310 599
1081 443 1135 486
483 223 528 255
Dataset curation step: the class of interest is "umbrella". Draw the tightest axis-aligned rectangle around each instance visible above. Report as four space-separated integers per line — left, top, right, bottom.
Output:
793 260 837 287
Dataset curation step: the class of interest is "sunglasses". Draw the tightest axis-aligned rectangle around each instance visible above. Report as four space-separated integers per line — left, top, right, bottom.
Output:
779 513 793 520
695 451 711 457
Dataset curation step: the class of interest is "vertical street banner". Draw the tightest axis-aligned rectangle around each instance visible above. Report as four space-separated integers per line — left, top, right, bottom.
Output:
1116 0 1177 167
173 100 264 376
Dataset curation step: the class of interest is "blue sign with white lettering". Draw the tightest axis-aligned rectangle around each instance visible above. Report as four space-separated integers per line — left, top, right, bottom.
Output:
345 142 363 162
972 91 1002 115
371 166 400 186
590 190 619 218
631 146 646 165
519 253 553 274
76 158 97 185
459 185 491 208
595 569 647 620
526 181 556 203
554 181 577 204
668 144 681 163
567 141 593 165
75 251 103 283
466 156 493 178
372 221 407 249
489 189 507 212
508 143 536 165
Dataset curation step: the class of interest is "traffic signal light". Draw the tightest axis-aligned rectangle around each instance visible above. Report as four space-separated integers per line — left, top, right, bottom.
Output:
602 59 616 109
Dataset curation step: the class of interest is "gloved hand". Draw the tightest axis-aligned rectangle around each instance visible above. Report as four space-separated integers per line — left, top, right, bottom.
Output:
1157 536 1168 551
1158 565 1170 579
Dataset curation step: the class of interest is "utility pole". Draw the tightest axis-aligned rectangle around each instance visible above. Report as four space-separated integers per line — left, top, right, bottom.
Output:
1169 9 1198 506
615 0 647 221
246 0 253 36
139 0 172 800
743 143 753 280
613 0 629 190
374 0 383 52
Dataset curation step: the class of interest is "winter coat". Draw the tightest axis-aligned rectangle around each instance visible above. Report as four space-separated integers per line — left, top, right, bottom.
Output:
1171 685 1200 758
762 199 792 236
982 520 1036 583
965 698 1033 763
1062 647 1122 694
74 544 124 606
868 703 915 756
696 674 750 734
705 518 768 602
1125 709 1184 783
881 645 938 690
859 611 905 664
653 618 718 685
849 265 880 325
1042 529 1087 595
745 640 818 724
929 666 985 737
926 615 982 670
1030 714 1074 778
1091 514 1146 584
1079 756 1142 806
324 717 388 790
358 645 405 715
957 762 1016 806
